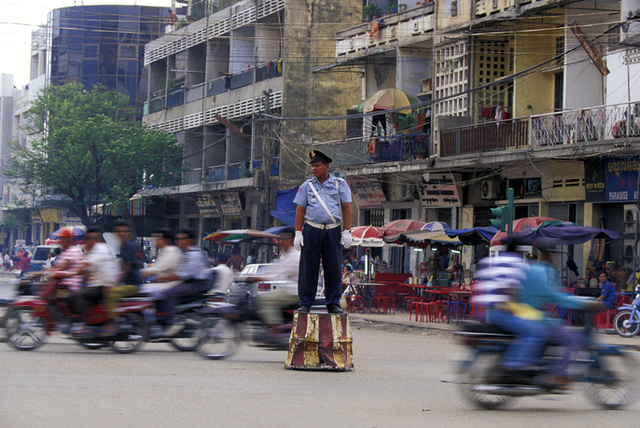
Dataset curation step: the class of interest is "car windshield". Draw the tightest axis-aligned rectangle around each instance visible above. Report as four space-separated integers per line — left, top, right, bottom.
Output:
32 247 53 261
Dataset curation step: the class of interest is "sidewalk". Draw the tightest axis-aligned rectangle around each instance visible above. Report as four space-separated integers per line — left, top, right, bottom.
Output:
346 310 640 347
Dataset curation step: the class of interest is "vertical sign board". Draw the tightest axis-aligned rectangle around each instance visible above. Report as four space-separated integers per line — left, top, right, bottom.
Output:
219 192 242 216
346 178 387 209
196 197 220 217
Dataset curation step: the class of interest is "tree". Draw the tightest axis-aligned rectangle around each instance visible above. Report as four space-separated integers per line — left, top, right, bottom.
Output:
4 83 184 227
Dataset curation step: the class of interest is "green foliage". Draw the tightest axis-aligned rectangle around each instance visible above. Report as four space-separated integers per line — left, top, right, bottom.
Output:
5 83 184 227
0 212 27 232
362 3 381 20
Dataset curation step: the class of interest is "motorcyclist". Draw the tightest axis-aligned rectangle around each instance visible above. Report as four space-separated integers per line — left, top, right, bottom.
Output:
474 237 547 382
157 228 214 337
245 228 299 343
68 226 118 334
32 228 84 293
101 220 143 335
140 228 183 300
522 239 605 388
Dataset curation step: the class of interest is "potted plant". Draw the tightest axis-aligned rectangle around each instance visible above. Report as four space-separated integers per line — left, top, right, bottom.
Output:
415 148 425 159
388 0 399 14
362 3 381 21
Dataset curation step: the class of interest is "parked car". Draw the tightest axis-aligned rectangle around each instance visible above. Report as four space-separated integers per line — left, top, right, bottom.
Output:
231 263 323 298
29 244 61 272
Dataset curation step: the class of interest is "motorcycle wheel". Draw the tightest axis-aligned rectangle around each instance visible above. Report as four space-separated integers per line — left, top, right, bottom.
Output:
613 310 640 338
3 308 47 351
196 318 240 360
457 352 513 410
79 341 107 350
170 312 203 352
584 352 640 409
109 312 148 354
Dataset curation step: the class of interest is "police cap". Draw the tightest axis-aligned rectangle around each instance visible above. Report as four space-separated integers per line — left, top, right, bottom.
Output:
309 150 332 164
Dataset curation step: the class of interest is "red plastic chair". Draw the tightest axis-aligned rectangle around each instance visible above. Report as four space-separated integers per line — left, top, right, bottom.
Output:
594 309 617 332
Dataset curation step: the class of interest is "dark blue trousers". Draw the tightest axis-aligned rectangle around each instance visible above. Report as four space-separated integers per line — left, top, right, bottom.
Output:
298 225 341 307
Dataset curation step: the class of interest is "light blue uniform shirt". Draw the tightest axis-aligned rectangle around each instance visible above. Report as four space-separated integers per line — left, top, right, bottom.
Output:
294 174 352 224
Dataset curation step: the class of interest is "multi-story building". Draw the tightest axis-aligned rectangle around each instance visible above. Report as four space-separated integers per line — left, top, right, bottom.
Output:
142 0 362 238
315 0 640 276
7 5 168 246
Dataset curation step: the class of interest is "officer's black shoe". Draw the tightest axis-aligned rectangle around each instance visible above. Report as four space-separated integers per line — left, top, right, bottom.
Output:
297 305 310 313
327 304 344 314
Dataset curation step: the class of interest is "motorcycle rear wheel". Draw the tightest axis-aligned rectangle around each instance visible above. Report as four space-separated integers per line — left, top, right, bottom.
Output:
457 352 513 410
613 310 640 338
109 313 148 354
196 318 240 360
584 352 640 409
170 312 204 352
3 308 47 351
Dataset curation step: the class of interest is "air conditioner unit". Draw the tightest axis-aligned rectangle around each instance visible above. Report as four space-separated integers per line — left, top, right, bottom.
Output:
481 180 497 199
624 204 637 234
623 238 638 268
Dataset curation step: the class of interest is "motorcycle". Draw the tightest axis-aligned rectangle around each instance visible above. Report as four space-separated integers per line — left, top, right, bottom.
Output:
143 294 216 352
455 315 640 410
2 279 151 353
613 285 640 338
194 280 302 360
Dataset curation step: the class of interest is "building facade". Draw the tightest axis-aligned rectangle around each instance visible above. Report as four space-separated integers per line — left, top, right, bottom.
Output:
142 0 362 241
314 0 640 277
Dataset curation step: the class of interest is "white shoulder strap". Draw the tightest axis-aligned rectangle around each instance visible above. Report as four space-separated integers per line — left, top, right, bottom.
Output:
308 181 338 224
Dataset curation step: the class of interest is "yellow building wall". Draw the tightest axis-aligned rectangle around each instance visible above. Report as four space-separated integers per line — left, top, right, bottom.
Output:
280 0 362 183
436 0 473 31
513 20 563 117
547 160 585 201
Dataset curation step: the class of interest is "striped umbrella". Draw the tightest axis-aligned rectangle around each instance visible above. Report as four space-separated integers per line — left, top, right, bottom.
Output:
356 88 421 115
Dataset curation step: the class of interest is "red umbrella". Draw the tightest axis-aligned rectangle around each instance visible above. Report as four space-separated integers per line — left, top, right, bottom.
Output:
377 219 427 237
490 216 557 246
351 226 384 247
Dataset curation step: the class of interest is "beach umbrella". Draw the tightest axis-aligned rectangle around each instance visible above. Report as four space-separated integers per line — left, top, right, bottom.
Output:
351 225 385 247
357 88 421 115
203 229 277 242
378 219 427 237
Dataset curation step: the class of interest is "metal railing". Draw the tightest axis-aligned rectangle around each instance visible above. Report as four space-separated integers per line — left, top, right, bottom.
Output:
317 134 430 168
439 102 640 156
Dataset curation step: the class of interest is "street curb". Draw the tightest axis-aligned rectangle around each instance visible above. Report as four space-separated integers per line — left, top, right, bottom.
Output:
348 314 457 334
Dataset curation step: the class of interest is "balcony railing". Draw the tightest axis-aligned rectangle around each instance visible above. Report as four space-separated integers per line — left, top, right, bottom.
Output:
318 134 430 168
440 102 640 157
440 118 529 156
204 157 280 183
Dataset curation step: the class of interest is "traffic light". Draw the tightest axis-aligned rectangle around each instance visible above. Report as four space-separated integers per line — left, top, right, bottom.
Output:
489 205 508 231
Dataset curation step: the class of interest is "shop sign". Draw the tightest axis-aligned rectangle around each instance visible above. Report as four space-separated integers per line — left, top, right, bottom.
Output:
585 156 639 202
417 173 461 207
39 208 58 223
59 209 83 224
219 192 242 216
196 197 220 217
347 178 387 209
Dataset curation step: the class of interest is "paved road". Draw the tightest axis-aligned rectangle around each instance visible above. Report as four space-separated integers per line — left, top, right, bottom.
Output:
1 278 640 427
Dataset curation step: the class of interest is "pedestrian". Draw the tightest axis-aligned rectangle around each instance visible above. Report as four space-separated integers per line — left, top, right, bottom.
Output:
19 252 30 277
227 248 245 272
293 149 352 314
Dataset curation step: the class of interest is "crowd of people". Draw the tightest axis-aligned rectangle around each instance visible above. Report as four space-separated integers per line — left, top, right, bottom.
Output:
27 221 215 338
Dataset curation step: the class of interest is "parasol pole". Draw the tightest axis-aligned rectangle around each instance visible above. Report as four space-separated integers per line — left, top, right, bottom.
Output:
507 188 514 238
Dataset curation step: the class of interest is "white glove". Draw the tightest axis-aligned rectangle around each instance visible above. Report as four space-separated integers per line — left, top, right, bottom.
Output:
294 231 304 251
341 230 352 249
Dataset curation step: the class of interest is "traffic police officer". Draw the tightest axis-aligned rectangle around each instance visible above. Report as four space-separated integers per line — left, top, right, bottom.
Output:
293 150 352 313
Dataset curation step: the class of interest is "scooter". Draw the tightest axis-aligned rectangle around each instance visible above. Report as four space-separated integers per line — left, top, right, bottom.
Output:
613 285 640 338
194 283 301 360
455 313 640 410
2 279 152 353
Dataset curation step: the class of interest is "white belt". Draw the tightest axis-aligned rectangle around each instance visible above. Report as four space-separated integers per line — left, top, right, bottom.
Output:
305 220 340 230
